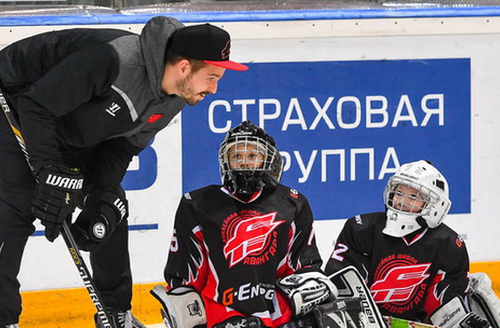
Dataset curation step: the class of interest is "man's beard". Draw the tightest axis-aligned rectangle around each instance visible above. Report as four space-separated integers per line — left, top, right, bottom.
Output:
177 74 209 106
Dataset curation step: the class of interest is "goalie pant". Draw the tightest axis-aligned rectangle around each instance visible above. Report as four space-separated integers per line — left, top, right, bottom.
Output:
0 16 186 326
325 212 469 323
164 184 324 328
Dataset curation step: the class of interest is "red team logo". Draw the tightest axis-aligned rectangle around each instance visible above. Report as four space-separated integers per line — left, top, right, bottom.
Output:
371 263 431 303
222 211 284 267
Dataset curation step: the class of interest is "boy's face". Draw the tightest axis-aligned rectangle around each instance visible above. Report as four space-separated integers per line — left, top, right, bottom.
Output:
392 184 426 213
228 143 265 170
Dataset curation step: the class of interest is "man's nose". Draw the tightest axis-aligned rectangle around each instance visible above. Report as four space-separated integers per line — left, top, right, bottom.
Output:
207 81 218 94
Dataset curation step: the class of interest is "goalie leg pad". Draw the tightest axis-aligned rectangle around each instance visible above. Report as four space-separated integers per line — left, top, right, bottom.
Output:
150 285 206 328
468 272 500 328
278 315 316 328
328 266 386 328
213 316 263 328
278 271 339 317
313 298 366 328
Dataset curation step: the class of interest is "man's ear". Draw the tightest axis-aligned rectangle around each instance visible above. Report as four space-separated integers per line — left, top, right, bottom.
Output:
176 59 191 77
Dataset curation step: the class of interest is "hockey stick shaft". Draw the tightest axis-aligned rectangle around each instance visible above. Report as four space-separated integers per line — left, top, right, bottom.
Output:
0 91 114 328
384 316 440 328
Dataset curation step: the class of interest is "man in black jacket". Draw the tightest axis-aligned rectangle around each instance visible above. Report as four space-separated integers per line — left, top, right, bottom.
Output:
0 16 247 328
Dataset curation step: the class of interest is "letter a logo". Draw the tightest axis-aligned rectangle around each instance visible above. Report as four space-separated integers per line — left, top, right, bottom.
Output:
371 263 431 303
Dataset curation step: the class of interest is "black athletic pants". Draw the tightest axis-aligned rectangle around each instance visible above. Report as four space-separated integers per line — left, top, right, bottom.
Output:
0 110 132 326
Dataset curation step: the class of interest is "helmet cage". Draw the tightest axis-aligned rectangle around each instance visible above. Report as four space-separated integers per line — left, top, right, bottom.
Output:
382 160 452 237
219 134 283 194
384 176 439 218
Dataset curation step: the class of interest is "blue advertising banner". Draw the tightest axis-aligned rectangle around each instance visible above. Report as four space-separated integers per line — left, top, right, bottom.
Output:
181 59 471 220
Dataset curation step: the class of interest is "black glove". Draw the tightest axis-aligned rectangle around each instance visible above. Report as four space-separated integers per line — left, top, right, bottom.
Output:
31 164 84 242
71 189 128 251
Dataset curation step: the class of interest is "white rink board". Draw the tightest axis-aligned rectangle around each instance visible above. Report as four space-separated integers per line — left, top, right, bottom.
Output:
0 16 498 292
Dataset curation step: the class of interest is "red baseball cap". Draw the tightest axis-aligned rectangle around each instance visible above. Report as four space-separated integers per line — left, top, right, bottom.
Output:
169 23 248 71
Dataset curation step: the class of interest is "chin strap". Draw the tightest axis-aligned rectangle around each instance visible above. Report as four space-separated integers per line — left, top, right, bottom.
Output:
416 216 429 229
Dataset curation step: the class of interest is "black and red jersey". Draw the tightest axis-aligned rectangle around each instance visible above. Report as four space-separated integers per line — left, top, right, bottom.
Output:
164 184 323 327
325 212 469 323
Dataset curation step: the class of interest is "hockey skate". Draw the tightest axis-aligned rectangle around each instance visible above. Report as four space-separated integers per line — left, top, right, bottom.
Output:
94 310 146 328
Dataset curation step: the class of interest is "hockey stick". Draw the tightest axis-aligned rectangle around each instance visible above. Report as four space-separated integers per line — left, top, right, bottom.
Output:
384 316 440 328
0 91 114 328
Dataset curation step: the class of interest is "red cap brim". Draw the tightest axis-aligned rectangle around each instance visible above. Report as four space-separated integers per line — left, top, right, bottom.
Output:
204 60 249 71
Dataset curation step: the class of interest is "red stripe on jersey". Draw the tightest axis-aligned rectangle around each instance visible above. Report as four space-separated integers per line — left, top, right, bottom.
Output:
423 270 447 316
183 227 208 289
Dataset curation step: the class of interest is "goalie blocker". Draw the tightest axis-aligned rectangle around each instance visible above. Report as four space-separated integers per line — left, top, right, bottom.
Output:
150 285 206 328
430 296 491 328
468 273 500 328
430 271 500 328
277 271 338 317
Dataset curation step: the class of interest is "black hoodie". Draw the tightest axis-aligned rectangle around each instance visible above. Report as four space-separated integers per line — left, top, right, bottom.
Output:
0 16 186 189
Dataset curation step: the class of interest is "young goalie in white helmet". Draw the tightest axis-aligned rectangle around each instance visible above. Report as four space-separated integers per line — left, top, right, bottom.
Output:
383 159 452 237
326 160 476 325
327 160 500 328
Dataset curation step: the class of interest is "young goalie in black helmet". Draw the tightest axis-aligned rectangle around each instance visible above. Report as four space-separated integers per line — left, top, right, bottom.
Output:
218 120 283 195
153 121 337 328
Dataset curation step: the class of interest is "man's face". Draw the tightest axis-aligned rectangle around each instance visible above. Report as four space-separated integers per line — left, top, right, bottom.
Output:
228 143 265 170
176 63 226 106
392 184 426 213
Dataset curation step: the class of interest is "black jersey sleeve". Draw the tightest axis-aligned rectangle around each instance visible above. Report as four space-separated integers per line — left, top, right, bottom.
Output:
288 195 323 272
324 215 373 278
423 234 470 317
164 193 208 291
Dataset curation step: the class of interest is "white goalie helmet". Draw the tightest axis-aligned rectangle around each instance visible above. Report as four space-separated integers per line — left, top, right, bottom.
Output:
383 160 452 237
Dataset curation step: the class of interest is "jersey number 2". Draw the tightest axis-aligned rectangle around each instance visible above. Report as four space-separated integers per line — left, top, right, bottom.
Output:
331 243 348 261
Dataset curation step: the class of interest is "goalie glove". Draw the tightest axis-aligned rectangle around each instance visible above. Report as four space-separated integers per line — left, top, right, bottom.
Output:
278 271 338 317
457 313 492 328
150 285 206 328
431 296 491 328
431 296 470 328
468 272 500 328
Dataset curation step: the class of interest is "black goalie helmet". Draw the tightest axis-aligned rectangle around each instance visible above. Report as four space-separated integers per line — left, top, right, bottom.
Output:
218 121 284 194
